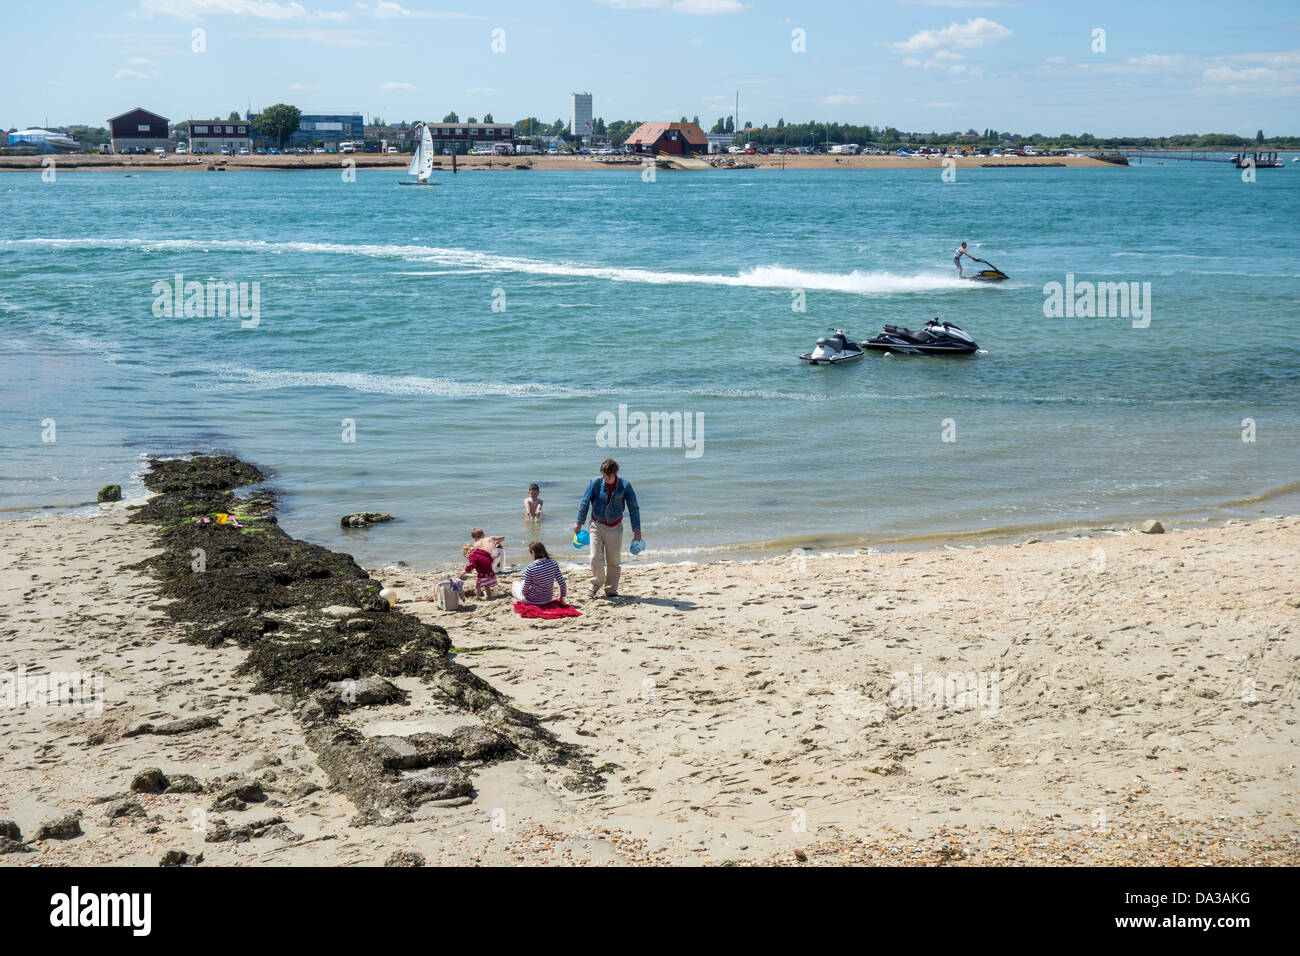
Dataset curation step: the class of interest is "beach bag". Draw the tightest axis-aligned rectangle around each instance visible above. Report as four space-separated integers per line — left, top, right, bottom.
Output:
436 578 463 611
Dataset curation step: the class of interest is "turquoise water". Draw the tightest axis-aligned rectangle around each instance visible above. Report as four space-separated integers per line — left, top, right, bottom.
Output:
2 163 1298 567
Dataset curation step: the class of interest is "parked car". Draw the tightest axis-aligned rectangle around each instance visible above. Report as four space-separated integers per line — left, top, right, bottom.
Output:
267 147 279 155
174 145 187 154
220 146 232 156
238 147 249 155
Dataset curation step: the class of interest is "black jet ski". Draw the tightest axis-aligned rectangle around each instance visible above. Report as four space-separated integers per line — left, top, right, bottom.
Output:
800 328 864 365
864 318 978 356
963 258 1008 282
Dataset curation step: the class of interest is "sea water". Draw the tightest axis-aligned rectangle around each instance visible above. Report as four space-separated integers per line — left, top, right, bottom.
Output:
2 163 1298 567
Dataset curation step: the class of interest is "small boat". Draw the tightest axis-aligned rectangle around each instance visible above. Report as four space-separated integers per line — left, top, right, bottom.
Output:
864 319 978 356
399 123 437 186
962 258 1008 282
800 328 864 365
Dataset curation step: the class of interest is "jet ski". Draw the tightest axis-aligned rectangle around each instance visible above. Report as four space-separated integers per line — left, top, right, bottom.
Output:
963 258 1009 282
800 328 864 365
863 318 978 356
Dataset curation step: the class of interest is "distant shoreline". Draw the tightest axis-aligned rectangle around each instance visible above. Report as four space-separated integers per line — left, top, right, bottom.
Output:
0 153 1116 172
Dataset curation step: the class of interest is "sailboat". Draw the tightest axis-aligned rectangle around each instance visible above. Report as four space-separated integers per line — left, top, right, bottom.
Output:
399 123 437 186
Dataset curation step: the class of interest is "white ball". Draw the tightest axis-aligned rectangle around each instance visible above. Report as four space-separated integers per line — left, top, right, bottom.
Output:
379 587 397 607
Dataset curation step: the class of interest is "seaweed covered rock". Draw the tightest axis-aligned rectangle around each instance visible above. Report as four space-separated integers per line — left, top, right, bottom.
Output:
98 484 122 502
341 512 394 528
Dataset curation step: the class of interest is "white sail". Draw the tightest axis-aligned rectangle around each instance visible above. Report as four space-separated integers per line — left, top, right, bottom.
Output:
418 124 435 181
407 124 424 177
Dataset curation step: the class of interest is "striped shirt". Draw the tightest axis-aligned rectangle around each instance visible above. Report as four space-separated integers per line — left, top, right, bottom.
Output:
520 557 566 605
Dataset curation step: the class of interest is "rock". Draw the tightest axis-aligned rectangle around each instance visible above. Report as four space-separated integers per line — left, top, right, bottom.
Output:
122 721 155 738
322 605 361 618
451 726 513 761
97 484 122 502
0 838 34 855
384 850 426 867
259 823 303 843
0 820 20 841
34 812 83 841
159 849 201 867
103 798 147 823
152 715 220 736
1138 520 1165 534
322 676 402 709
341 512 394 528
289 782 322 800
163 775 204 794
211 779 265 811
425 795 473 808
130 768 170 794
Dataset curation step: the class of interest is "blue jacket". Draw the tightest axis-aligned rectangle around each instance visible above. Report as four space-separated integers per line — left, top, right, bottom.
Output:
577 477 640 532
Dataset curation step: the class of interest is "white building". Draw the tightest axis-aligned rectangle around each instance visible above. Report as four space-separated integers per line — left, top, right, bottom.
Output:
570 92 593 141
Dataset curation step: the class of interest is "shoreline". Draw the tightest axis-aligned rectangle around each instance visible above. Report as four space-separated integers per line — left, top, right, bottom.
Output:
0 153 1115 173
3 454 1298 866
9 476 1299 575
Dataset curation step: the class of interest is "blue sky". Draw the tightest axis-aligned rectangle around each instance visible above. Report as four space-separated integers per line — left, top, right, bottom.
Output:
7 0 1300 134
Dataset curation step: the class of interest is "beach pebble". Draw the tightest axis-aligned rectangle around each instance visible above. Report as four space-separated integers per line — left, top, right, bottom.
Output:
1138 520 1165 534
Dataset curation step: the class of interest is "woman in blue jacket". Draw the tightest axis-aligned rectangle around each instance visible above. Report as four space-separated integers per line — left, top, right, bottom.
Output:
574 458 641 598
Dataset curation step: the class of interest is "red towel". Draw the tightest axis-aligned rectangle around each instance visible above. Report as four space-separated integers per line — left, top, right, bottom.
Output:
513 600 581 619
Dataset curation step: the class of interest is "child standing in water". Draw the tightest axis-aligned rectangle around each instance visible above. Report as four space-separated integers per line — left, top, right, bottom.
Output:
524 483 543 519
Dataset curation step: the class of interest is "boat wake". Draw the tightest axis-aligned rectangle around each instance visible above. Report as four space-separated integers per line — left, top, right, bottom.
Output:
8 237 974 295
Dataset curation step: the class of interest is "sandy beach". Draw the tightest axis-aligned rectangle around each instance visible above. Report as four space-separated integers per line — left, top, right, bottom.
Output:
3 465 1296 866
0 153 1112 173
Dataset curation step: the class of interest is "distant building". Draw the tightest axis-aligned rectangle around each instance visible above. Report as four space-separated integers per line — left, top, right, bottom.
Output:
421 122 515 155
108 107 169 153
624 122 709 156
570 92 593 141
288 113 364 149
705 132 736 153
8 129 82 153
188 120 252 154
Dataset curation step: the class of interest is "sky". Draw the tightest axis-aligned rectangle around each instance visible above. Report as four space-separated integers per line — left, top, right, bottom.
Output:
5 0 1300 135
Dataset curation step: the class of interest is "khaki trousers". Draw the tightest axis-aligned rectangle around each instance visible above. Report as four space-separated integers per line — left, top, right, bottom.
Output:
589 521 623 594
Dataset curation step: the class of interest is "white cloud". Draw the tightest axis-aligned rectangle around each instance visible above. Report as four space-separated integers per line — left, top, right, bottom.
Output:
136 0 318 19
924 101 962 108
353 2 476 18
289 82 322 90
463 87 496 93
822 94 861 104
114 68 163 79
378 81 418 91
593 0 744 13
892 17 1011 53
